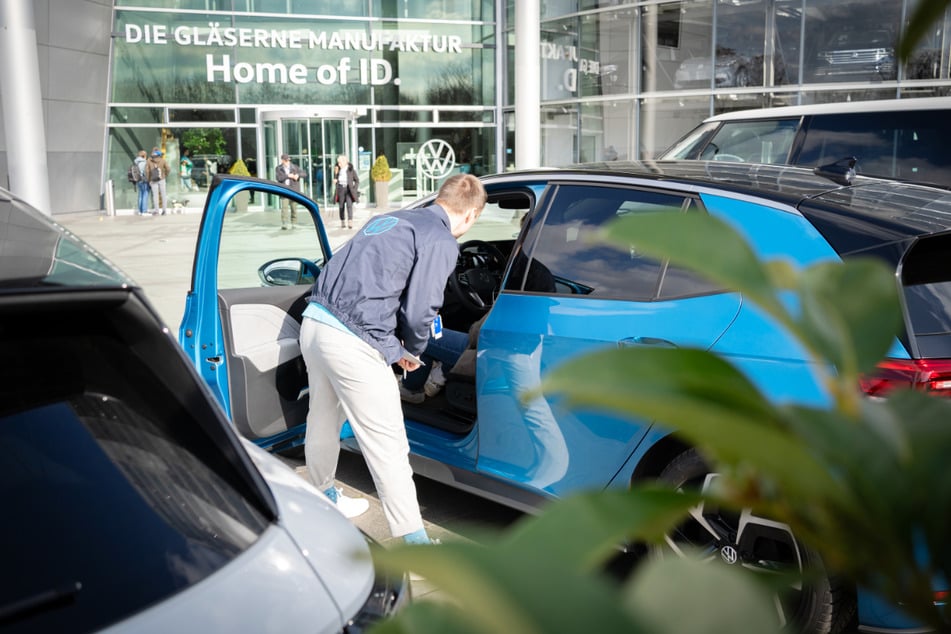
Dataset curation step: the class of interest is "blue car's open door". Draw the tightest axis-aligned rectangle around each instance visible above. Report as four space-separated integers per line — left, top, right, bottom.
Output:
179 174 332 453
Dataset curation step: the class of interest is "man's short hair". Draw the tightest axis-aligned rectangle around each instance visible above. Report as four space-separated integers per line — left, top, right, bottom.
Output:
280 153 290 160
437 174 487 214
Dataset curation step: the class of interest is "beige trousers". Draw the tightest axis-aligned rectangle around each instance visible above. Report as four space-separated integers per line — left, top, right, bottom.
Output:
299 317 424 538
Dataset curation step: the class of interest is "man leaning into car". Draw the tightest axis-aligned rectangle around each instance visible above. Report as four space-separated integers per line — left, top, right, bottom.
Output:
299 173 486 544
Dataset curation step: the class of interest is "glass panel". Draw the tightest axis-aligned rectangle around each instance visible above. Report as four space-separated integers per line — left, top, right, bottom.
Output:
775 0 803 85
541 16 579 101
370 22 494 107
371 0 489 20
438 110 484 122
108 127 169 210
902 0 951 81
640 96 712 159
112 11 237 104
111 107 164 124
593 8 637 96
795 110 951 184
804 0 900 83
540 104 578 166
526 185 685 300
582 100 633 162
713 1 768 89
652 1 713 93
698 119 800 163
169 108 235 123
218 189 323 290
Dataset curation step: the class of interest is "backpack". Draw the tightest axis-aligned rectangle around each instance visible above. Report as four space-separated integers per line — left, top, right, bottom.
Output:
148 163 162 182
127 162 140 183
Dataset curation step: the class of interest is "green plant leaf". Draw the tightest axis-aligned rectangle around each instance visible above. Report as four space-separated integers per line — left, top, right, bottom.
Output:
371 540 652 634
898 0 951 59
501 487 702 571
623 556 783 634
794 259 902 385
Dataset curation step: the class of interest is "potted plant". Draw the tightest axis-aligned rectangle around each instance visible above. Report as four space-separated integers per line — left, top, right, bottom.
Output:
228 158 251 212
370 155 392 208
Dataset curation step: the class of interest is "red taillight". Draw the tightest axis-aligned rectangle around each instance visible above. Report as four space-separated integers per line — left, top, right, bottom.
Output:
860 358 951 397
934 590 949 607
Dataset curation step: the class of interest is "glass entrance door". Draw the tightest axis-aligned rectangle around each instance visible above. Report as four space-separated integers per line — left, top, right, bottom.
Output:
261 109 353 212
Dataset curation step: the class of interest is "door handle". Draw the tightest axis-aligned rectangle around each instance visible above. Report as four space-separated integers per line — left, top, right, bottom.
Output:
618 337 677 349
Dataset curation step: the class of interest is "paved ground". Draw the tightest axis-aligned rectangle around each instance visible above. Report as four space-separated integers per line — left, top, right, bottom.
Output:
57 198 524 599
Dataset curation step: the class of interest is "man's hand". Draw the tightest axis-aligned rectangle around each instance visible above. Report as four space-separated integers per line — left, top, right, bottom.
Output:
396 358 421 373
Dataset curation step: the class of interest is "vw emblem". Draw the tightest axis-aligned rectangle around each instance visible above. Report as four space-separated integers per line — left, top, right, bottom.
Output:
719 545 738 565
417 139 456 180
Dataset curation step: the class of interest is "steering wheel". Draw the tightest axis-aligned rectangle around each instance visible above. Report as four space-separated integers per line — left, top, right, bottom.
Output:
713 153 745 162
447 240 506 313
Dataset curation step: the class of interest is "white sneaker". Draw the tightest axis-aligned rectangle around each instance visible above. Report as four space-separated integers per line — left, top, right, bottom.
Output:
399 382 426 404
331 487 369 519
423 361 446 398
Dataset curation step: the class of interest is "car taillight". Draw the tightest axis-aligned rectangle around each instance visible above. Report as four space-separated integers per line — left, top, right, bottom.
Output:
860 358 951 397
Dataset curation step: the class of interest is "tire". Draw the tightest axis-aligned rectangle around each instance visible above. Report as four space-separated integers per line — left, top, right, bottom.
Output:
734 67 751 87
658 449 856 634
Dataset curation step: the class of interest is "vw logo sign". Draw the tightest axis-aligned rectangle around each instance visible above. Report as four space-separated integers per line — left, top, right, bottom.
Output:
417 139 456 180
719 545 739 565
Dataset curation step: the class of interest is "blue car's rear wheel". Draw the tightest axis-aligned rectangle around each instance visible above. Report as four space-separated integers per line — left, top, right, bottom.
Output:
659 449 856 634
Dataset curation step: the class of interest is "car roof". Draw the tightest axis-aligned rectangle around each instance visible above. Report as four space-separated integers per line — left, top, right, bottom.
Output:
700 96 951 123
0 189 134 291
481 160 951 241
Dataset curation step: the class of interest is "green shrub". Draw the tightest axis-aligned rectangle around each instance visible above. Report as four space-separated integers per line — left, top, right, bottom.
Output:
371 155 392 182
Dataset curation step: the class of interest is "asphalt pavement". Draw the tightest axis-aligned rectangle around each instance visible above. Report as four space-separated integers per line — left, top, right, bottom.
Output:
56 197 524 597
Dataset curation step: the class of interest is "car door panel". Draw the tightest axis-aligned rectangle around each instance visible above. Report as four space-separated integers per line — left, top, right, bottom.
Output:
217 286 311 441
476 291 740 497
180 176 330 452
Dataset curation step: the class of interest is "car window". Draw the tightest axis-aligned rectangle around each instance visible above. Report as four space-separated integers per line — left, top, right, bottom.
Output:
218 188 324 290
697 118 800 163
0 304 271 632
464 198 530 243
515 184 694 301
796 111 951 187
900 232 951 358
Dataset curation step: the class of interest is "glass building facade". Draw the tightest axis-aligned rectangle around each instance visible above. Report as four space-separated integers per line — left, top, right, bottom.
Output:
40 0 951 213
535 0 951 165
108 1 499 210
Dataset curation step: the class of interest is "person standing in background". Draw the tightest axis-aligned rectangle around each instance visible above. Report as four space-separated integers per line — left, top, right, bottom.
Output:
333 154 359 229
134 150 150 216
146 147 170 216
179 149 195 192
275 153 303 230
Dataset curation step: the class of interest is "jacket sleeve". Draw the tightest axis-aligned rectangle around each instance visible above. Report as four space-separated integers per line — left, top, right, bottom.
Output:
398 239 458 356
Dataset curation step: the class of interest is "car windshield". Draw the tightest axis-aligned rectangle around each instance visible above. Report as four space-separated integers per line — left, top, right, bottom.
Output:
663 118 799 163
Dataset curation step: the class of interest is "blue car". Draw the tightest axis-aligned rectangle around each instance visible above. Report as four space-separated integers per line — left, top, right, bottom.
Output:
180 163 951 633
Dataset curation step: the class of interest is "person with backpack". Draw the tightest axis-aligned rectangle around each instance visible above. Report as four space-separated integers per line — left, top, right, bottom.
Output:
146 147 170 216
130 150 149 216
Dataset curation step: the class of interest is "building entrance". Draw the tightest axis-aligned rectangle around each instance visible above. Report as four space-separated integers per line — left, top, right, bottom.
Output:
260 108 362 213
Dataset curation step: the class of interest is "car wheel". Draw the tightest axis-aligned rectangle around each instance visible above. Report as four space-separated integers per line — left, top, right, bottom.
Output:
735 67 750 87
658 449 856 634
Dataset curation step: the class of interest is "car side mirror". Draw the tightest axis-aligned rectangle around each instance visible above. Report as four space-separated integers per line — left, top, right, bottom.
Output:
257 258 320 287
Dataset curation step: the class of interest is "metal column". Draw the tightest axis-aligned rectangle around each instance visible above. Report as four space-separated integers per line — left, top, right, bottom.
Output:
0 0 51 214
